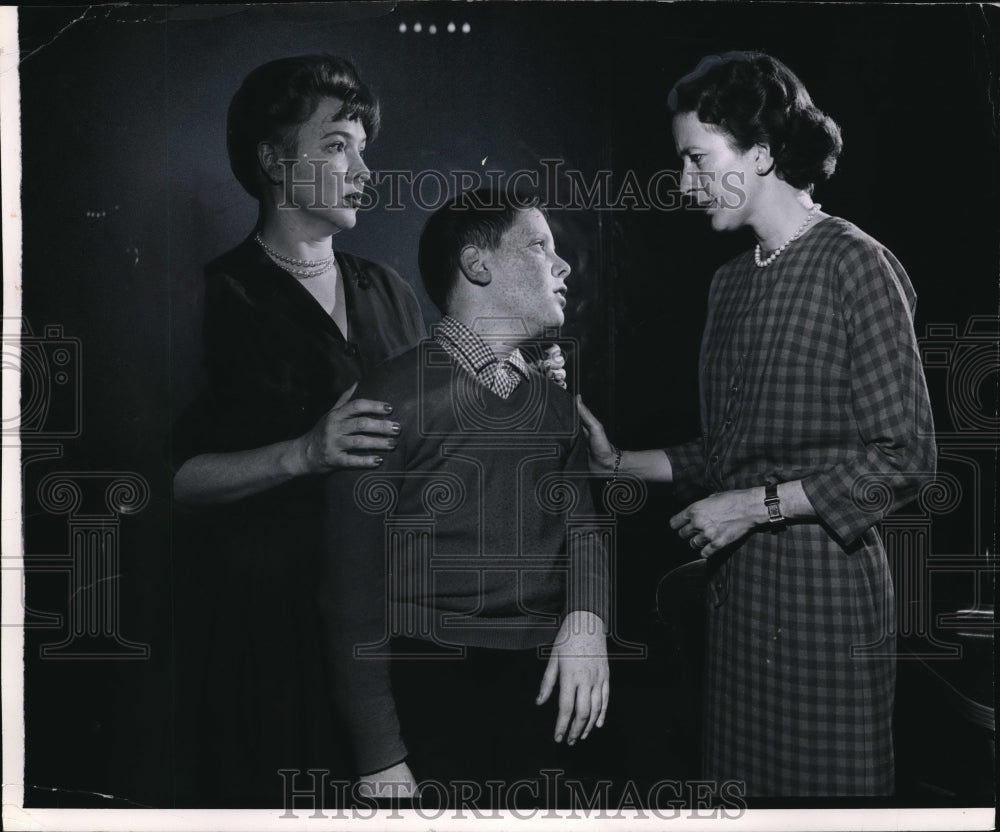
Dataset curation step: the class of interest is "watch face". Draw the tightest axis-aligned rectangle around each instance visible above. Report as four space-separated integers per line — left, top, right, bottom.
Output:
766 502 783 523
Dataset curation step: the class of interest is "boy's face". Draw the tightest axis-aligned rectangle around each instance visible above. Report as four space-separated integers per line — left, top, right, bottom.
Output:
481 209 572 336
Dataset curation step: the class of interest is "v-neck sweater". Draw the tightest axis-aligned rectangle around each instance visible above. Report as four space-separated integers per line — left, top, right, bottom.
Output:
320 339 609 775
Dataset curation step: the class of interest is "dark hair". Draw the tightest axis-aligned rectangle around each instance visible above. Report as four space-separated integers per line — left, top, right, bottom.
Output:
418 189 541 313
667 51 842 191
227 54 381 198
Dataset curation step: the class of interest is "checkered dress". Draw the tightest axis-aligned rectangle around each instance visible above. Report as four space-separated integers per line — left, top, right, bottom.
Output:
665 217 936 796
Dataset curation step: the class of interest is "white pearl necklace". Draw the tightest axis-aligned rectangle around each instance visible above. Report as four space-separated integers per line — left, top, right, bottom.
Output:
255 232 336 278
754 204 821 268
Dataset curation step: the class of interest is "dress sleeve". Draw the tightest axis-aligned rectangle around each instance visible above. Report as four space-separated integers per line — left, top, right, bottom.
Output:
662 437 706 487
801 242 937 547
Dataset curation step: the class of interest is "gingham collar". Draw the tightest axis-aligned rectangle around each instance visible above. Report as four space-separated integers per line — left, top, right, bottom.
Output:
433 315 529 393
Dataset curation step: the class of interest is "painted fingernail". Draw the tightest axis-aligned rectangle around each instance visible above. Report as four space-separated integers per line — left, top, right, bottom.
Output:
568 738 576 747
388 440 397 449
555 733 563 743
374 457 384 465
383 404 393 413
391 423 401 433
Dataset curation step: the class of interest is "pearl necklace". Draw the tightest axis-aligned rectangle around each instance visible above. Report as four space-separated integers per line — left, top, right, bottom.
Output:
255 232 336 278
754 204 821 268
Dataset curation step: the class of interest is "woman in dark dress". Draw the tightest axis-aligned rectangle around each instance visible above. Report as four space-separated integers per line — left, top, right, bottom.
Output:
171 55 425 806
579 52 936 796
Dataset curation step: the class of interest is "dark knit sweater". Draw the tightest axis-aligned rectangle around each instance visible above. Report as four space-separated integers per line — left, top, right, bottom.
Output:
320 339 609 775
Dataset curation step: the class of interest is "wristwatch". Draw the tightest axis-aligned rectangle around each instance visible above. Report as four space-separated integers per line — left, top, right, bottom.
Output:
764 483 785 526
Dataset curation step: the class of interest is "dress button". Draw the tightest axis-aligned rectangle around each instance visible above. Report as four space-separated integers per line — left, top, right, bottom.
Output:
730 385 739 395
710 454 720 464
724 418 733 427
344 342 359 357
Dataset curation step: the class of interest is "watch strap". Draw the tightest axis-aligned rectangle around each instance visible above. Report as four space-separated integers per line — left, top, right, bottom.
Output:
764 483 784 525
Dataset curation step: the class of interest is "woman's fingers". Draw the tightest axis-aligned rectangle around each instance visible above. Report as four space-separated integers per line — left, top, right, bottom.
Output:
341 416 401 437
341 433 398 451
671 506 708 554
323 399 401 441
336 397 394 419
339 454 386 469
575 396 618 476
332 381 359 409
325 421 398 467
575 396 605 435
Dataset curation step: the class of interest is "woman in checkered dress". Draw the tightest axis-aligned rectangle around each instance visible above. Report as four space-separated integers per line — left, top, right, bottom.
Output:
579 52 936 796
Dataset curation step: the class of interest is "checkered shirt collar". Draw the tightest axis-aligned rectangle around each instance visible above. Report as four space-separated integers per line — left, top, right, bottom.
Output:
433 315 529 395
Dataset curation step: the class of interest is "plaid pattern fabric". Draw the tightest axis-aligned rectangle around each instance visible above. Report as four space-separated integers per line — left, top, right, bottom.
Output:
433 315 528 399
665 217 936 796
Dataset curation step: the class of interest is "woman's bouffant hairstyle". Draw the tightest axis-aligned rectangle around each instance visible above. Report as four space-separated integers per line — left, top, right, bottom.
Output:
667 51 842 191
419 190 543 314
227 54 381 198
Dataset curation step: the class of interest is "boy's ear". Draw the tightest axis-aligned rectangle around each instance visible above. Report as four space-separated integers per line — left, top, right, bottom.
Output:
459 245 491 286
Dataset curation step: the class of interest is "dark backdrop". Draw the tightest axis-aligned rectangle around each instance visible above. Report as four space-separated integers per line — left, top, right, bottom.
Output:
15 1 998 810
